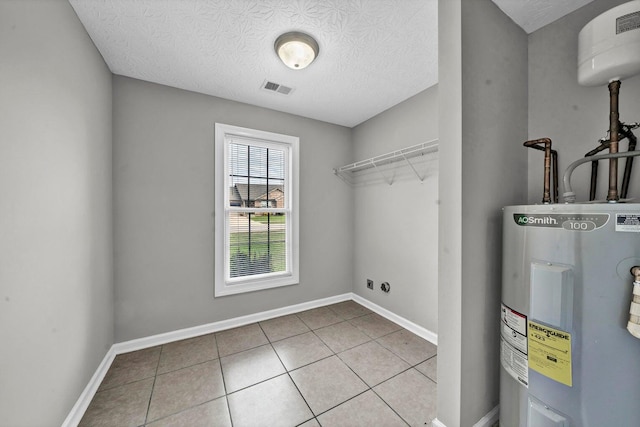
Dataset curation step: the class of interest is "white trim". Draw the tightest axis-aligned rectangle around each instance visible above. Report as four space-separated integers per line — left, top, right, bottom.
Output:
214 123 300 297
63 292 438 424
352 293 438 345
430 405 499 427
114 293 350 354
61 349 116 427
473 405 499 427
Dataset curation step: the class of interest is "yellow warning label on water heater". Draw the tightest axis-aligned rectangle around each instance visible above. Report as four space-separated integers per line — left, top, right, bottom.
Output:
527 320 572 387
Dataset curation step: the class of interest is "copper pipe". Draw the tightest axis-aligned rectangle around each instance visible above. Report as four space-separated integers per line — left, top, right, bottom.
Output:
524 138 554 204
585 124 637 200
607 80 621 202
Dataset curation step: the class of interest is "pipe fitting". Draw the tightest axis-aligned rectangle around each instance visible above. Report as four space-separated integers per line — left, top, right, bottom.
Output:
524 138 557 204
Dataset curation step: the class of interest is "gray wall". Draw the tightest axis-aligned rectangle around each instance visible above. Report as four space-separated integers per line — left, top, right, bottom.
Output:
113 76 353 342
528 0 640 204
351 87 439 332
438 0 528 425
0 1 113 425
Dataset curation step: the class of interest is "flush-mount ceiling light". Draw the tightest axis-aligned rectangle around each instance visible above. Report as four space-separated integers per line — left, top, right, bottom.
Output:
274 31 319 70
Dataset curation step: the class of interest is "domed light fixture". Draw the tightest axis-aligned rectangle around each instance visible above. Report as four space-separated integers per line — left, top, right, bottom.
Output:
274 31 319 70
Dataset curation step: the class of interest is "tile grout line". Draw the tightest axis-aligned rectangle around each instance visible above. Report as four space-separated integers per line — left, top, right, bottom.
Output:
259 317 319 426
338 347 436 426
369 386 412 426
213 331 235 427
321 304 437 425
331 339 412 426
367 353 438 425
146 335 231 425
141 332 236 424
300 305 379 422
264 308 382 424
143 398 225 426
143 345 163 425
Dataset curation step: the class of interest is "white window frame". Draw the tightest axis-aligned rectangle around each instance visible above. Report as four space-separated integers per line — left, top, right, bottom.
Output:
214 123 299 297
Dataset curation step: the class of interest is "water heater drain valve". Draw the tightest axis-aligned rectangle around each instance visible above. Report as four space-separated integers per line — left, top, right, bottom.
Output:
626 266 640 339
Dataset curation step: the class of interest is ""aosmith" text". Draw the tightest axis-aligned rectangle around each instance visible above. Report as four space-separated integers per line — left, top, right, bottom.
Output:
517 216 558 225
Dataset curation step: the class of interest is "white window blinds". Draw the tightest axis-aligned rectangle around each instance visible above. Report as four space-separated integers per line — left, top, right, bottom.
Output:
227 141 288 278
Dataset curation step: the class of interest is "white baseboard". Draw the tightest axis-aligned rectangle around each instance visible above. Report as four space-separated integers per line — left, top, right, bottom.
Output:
352 294 438 345
114 293 351 354
473 405 499 427
63 292 437 426
431 405 499 427
61 349 116 427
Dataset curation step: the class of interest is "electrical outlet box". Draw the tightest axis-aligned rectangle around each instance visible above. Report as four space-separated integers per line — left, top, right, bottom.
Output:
366 279 374 290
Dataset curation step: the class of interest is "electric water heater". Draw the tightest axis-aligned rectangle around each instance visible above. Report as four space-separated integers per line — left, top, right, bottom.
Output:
500 2 640 425
500 204 640 426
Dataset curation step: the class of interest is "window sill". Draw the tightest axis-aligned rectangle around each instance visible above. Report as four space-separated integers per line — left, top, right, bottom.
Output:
214 273 299 297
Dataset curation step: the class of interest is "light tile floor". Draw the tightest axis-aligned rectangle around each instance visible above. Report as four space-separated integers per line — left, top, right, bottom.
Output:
80 301 437 427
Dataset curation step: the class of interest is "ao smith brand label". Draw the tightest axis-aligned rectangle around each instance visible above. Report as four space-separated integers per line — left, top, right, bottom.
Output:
513 213 609 231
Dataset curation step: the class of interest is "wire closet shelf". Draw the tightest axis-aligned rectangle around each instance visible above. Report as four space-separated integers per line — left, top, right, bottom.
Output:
333 138 439 185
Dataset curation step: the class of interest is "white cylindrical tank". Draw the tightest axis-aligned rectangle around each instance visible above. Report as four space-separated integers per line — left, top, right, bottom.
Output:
500 203 640 426
578 0 640 86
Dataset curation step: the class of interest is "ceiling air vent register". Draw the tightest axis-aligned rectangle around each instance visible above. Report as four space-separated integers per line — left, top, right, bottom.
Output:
261 80 294 95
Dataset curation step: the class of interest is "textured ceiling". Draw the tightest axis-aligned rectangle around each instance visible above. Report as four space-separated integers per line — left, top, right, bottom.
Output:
69 0 591 128
69 0 438 128
491 0 594 33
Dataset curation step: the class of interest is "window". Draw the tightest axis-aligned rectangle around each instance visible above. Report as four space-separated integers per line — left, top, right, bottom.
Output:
214 123 299 296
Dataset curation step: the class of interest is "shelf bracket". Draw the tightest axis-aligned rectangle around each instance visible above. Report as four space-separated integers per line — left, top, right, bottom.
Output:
372 161 395 185
401 152 425 182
